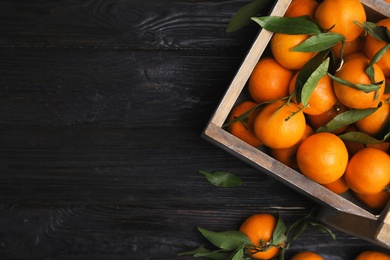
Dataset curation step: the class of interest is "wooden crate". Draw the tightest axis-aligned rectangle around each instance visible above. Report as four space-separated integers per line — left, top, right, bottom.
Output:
202 0 390 249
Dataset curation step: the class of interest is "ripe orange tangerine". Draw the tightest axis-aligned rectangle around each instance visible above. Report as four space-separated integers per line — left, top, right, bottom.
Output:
270 33 317 70
365 18 390 77
239 214 282 260
289 72 337 115
333 56 385 109
354 190 390 212
248 57 294 103
355 250 390 260
297 132 349 184
314 0 366 42
322 176 349 195
344 148 390 195
355 93 390 136
253 100 306 149
227 101 263 147
291 251 323 260
284 0 319 18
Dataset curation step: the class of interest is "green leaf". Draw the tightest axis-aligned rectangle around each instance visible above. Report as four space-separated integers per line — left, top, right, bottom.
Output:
385 79 390 94
357 21 390 42
366 43 390 83
294 50 330 104
328 73 382 93
198 227 251 251
178 246 210 256
226 0 273 33
199 170 243 188
309 222 336 240
270 215 287 246
317 105 381 133
231 246 245 260
292 32 344 52
286 219 308 246
368 43 390 66
338 131 383 144
251 16 321 34
301 58 330 107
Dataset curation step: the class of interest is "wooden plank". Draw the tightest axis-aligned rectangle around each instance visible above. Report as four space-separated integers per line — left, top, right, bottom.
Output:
0 0 262 49
0 47 246 127
0 125 315 205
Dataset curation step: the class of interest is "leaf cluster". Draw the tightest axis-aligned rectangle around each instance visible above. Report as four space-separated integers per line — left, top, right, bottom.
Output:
179 209 335 260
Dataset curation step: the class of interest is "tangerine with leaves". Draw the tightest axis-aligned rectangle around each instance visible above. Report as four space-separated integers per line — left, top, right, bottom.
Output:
253 100 306 149
297 132 349 184
239 214 282 260
248 57 294 103
291 251 324 260
284 0 318 18
332 56 386 109
344 147 390 195
355 93 390 136
227 101 263 147
355 250 390 260
365 18 390 77
270 33 317 70
289 72 337 115
314 0 366 42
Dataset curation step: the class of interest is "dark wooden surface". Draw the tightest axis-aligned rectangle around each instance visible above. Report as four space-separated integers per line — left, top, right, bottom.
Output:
0 1 388 259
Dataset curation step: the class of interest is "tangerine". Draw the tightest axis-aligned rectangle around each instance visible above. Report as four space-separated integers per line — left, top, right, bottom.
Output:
344 148 390 195
297 132 349 184
291 251 323 260
248 57 294 103
270 33 317 70
253 100 306 149
322 176 349 194
355 250 390 260
354 190 390 212
284 0 319 18
355 93 390 136
239 214 282 260
289 72 337 115
333 56 385 109
314 0 366 42
365 18 390 77
227 101 263 147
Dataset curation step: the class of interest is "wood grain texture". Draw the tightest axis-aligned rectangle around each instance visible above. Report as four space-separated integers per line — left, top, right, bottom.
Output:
0 0 260 49
0 0 388 259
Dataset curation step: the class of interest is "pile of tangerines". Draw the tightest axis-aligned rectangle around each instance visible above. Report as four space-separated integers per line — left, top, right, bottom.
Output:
227 0 390 212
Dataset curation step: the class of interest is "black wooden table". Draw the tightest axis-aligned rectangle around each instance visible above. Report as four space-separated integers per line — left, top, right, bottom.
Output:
0 1 388 259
